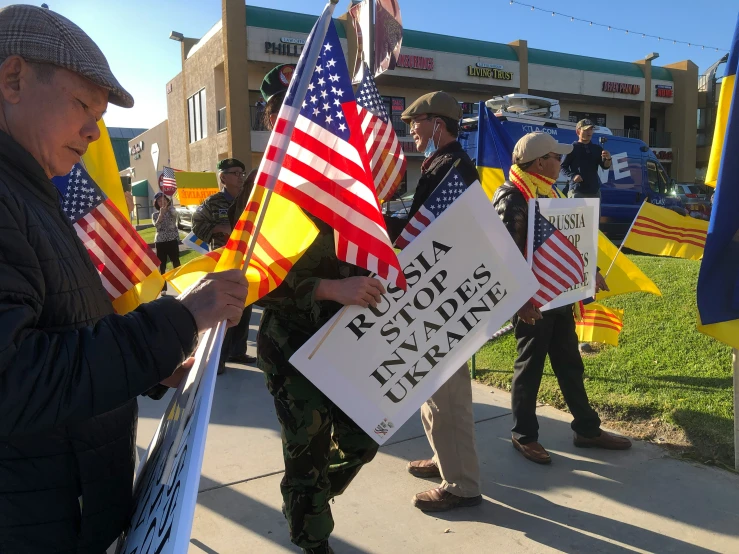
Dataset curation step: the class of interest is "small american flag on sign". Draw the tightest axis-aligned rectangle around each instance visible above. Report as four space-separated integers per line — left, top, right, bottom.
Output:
394 165 467 249
61 164 160 300
161 166 177 188
356 63 406 202
530 201 585 307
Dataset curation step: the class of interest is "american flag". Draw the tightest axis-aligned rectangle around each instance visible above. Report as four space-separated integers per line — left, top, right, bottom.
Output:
256 4 405 290
395 165 467 249
356 62 406 202
61 164 160 300
530 201 585 307
160 166 179 196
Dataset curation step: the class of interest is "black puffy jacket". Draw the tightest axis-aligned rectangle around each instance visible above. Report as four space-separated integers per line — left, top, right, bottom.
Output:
0 131 198 553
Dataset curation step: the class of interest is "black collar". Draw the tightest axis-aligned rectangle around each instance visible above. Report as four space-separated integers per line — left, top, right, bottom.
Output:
0 129 60 208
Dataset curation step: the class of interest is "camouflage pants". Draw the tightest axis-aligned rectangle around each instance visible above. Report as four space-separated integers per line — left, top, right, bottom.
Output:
265 373 379 553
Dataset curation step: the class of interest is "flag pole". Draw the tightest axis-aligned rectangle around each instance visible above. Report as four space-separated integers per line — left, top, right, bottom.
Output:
238 0 339 273
604 199 646 279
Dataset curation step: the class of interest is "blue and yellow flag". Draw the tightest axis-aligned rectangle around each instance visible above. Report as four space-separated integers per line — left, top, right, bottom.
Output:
476 102 515 200
697 14 739 349
82 120 130 221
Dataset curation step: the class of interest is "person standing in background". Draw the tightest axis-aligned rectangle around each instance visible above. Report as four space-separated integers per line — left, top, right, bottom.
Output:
192 158 246 249
561 119 612 199
221 169 259 368
152 192 180 275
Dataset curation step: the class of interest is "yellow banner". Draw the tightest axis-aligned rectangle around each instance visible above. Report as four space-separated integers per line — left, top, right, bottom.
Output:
597 231 661 300
624 203 708 261
174 171 220 206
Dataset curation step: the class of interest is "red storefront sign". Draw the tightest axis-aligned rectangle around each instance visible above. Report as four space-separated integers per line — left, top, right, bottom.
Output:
396 54 434 70
602 81 641 95
656 85 673 98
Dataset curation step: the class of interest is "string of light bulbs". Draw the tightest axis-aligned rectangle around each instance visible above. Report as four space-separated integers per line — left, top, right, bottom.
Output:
509 0 728 52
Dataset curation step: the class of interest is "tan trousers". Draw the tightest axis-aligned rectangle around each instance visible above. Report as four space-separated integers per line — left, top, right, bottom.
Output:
421 363 481 497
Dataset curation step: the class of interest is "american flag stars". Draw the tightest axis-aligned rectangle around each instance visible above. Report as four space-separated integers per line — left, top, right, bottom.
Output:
62 166 104 222
296 39 350 139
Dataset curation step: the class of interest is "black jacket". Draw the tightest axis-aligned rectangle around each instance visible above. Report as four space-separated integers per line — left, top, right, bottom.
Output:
386 140 479 242
0 131 199 553
492 182 529 256
560 141 609 196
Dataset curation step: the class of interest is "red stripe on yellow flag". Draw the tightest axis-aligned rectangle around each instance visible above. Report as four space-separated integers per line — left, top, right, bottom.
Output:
575 303 624 347
216 184 319 306
623 202 708 261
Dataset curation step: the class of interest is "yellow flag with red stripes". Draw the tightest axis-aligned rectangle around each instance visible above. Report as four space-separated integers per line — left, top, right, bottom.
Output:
575 303 624 346
216 185 318 306
166 186 318 306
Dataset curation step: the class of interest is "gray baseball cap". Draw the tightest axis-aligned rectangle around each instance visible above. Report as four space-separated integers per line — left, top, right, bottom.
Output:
0 4 133 108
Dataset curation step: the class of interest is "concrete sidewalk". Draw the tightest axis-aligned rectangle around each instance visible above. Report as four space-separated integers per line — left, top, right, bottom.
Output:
136 311 739 553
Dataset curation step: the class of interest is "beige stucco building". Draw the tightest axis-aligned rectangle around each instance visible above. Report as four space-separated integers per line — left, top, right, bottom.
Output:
161 4 698 200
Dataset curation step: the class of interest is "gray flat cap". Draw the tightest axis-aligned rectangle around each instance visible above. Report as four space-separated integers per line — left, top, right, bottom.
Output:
0 4 133 108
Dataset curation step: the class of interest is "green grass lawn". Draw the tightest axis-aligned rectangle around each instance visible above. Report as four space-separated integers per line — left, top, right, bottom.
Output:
473 254 735 468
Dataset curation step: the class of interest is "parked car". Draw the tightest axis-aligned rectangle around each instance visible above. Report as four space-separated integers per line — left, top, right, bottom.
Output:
175 204 197 230
382 192 414 217
672 183 708 202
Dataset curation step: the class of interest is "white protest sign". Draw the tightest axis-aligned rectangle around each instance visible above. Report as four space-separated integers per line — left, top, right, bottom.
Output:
527 197 599 311
290 184 538 444
117 323 225 554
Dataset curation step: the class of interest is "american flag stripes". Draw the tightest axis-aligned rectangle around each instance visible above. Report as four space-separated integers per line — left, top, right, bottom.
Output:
160 166 179 195
394 165 467 249
356 62 406 201
530 201 585 307
61 164 160 300
255 6 405 290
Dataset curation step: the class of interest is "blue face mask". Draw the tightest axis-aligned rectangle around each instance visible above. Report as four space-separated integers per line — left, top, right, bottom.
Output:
424 120 440 158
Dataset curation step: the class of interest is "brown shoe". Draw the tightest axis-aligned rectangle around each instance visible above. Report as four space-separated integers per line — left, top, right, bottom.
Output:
574 430 632 450
512 437 552 464
407 459 441 479
412 487 483 512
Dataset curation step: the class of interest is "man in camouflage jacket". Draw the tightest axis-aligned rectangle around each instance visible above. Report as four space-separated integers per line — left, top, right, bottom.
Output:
192 158 245 249
257 218 382 554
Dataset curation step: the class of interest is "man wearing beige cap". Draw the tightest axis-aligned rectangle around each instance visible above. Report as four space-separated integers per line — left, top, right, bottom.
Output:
396 91 483 512
493 132 631 466
0 5 248 552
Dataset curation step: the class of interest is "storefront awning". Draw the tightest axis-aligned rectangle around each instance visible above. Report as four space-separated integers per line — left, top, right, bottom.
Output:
131 179 149 197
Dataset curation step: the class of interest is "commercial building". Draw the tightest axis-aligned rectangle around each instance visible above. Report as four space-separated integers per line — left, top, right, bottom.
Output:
163 3 698 200
125 121 170 219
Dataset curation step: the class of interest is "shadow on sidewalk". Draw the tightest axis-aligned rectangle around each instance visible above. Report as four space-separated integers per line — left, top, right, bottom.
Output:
193 476 371 554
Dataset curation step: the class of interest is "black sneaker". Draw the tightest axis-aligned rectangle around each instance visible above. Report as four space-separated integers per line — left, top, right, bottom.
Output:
228 353 257 364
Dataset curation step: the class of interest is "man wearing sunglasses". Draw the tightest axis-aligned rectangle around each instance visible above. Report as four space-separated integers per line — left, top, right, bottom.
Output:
561 119 612 198
192 158 247 250
493 133 631 465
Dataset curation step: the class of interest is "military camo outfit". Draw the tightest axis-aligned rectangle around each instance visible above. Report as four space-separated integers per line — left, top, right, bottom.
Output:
254 62 378 554
257 220 379 554
191 190 234 249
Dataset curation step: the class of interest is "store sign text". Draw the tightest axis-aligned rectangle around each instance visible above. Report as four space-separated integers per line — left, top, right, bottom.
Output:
467 66 513 80
656 85 673 98
397 55 434 70
602 81 641 95
265 42 303 57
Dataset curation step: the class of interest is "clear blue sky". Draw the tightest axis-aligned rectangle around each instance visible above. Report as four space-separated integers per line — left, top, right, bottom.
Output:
7 0 736 129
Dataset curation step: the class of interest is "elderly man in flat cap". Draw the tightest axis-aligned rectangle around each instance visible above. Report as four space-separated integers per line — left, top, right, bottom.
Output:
395 91 483 513
0 5 248 552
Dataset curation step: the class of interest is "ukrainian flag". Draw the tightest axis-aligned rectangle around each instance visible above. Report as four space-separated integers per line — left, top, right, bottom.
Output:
697 14 739 349
476 102 515 200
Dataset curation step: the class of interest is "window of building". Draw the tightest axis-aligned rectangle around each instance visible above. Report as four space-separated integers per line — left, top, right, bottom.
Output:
382 95 406 137
647 160 662 193
187 88 207 143
460 102 479 117
569 111 607 127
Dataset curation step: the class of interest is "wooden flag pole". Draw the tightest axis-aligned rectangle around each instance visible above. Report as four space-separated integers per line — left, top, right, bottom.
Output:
604 199 646 280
